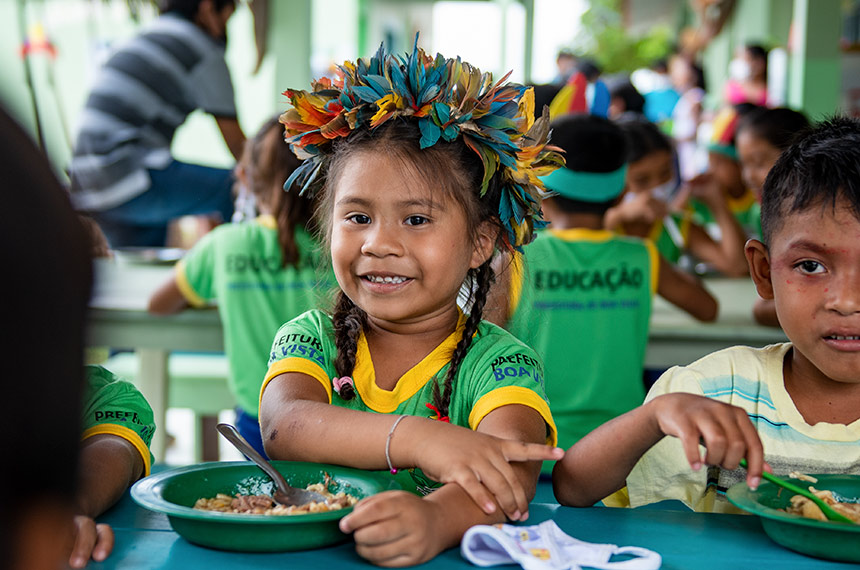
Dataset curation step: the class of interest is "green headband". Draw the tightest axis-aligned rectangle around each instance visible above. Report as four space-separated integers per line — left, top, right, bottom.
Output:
540 164 628 203
707 142 738 160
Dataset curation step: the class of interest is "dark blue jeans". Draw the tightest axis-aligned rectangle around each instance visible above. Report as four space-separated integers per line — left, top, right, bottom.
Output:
93 160 234 247
235 407 268 459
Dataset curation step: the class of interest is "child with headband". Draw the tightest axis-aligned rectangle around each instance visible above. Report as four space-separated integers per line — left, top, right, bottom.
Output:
487 115 716 467
259 41 564 566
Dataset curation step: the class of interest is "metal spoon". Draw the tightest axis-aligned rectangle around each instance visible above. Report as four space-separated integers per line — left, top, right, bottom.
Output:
739 459 854 524
216 423 327 507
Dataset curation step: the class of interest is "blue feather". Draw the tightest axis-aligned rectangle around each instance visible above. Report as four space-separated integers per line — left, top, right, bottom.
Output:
419 119 441 149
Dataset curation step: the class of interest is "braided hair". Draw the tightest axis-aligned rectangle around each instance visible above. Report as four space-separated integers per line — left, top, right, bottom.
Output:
318 120 504 417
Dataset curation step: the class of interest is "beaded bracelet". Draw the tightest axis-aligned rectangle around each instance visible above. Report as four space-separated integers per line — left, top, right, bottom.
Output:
385 415 408 474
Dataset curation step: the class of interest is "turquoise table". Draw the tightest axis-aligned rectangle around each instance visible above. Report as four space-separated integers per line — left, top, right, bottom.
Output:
91 480 854 570
87 259 787 460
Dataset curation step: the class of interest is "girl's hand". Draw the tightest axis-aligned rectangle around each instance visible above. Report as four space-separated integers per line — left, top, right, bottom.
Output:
396 418 562 521
685 173 725 210
605 192 667 236
648 393 767 489
68 515 114 568
340 491 447 567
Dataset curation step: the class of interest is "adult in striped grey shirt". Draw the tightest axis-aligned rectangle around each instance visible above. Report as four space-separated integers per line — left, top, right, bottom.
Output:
69 0 245 248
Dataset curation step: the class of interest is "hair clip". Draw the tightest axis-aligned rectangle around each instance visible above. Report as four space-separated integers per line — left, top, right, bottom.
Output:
332 376 355 397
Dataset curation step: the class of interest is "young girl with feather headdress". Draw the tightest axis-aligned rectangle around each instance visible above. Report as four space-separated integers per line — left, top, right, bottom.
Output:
259 39 564 565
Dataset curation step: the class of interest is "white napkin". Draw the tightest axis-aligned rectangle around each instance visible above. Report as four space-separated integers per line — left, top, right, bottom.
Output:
461 520 661 570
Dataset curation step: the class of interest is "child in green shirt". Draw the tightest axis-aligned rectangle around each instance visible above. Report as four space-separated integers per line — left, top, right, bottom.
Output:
488 115 716 462
149 117 331 455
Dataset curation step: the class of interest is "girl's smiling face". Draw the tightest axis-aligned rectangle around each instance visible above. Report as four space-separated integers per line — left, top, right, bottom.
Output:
626 150 673 195
329 151 491 327
750 199 860 386
737 130 782 198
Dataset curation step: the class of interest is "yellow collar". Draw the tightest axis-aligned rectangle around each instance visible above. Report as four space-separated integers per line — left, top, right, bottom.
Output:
548 228 615 242
256 214 277 229
727 189 756 214
353 312 467 413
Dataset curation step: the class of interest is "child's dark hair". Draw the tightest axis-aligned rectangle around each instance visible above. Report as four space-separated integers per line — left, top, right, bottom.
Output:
243 116 314 268
548 114 628 214
737 107 810 151
160 0 235 17
760 116 860 245
617 117 672 164
320 120 503 415
609 81 646 115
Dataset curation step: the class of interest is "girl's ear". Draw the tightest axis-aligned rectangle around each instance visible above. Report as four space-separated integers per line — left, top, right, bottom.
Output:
745 239 774 299
470 221 498 269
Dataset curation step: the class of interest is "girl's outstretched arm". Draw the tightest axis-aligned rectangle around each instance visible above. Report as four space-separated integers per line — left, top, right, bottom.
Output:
148 275 189 315
656 255 718 322
338 403 548 567
552 393 765 507
260 373 562 522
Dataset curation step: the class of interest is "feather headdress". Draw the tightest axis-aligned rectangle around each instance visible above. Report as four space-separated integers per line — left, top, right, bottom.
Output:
280 35 564 250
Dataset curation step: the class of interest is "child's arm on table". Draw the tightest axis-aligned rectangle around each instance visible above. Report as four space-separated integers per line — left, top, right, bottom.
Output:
552 393 765 507
684 174 749 277
656 255 718 321
69 434 145 568
148 274 189 315
340 404 547 566
260 373 560 564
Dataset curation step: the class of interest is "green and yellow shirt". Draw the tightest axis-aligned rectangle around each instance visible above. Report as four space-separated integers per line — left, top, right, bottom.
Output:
82 365 155 476
262 309 557 493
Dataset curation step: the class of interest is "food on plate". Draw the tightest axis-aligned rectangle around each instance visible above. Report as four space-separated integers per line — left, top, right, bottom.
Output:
784 488 860 523
194 477 358 515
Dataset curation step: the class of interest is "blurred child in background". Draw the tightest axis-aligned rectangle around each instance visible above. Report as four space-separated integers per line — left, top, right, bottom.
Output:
669 55 705 182
605 118 748 276
553 116 860 512
735 106 810 327
687 106 761 242
487 115 716 469
149 117 331 456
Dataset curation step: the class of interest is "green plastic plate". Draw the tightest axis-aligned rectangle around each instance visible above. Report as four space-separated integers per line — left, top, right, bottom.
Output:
131 461 400 552
726 473 860 563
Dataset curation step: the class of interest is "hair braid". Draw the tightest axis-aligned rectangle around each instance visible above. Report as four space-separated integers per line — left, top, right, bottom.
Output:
332 291 365 400
432 260 494 418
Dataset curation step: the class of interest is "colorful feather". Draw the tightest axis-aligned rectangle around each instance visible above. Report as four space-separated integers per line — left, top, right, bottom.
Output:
279 34 564 249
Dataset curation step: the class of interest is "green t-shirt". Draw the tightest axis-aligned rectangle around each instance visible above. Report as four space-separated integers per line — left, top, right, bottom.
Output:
263 309 557 494
690 189 761 240
82 365 156 475
177 215 334 416
506 229 658 463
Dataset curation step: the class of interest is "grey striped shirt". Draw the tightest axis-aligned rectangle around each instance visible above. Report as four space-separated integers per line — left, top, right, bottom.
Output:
69 13 236 211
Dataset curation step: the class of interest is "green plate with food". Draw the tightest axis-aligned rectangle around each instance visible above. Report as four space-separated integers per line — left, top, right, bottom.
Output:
727 473 860 562
131 461 400 552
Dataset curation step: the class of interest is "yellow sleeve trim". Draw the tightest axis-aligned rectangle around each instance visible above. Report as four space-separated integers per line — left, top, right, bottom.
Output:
175 259 207 308
468 386 558 446
643 239 659 295
260 357 331 411
602 486 630 507
507 252 524 319
82 424 152 477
